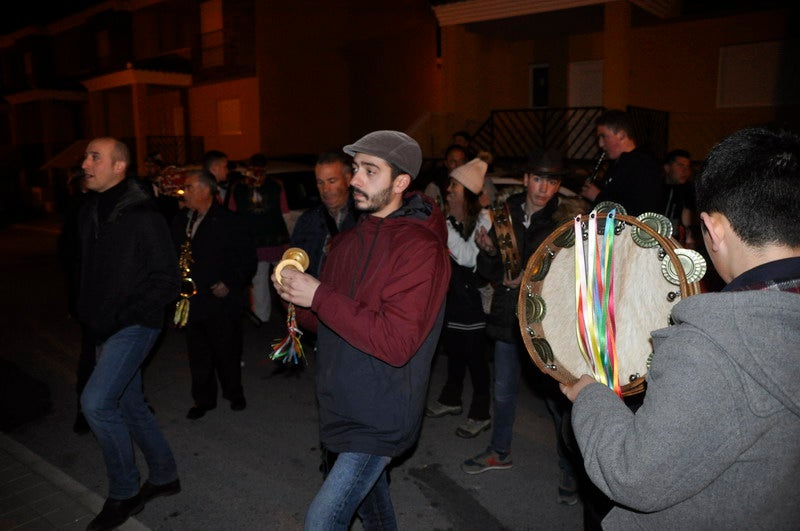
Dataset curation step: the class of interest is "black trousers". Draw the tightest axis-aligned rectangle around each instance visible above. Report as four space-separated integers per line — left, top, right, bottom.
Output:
185 315 245 408
438 325 491 420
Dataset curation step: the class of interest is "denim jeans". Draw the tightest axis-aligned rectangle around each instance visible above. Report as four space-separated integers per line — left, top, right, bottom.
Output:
304 452 395 531
489 338 522 456
81 325 178 499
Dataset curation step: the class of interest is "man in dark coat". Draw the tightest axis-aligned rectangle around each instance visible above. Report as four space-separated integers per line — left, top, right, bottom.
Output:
171 169 257 420
581 109 663 216
77 137 181 530
290 151 359 278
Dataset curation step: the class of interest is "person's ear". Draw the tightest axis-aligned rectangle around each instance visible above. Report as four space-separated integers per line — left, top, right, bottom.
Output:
699 212 725 252
394 174 412 194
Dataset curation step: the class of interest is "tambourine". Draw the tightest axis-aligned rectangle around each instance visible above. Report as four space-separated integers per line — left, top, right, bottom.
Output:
518 208 705 396
487 203 521 280
274 247 310 285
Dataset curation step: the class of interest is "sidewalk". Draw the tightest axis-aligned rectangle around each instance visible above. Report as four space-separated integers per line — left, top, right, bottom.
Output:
0 433 147 531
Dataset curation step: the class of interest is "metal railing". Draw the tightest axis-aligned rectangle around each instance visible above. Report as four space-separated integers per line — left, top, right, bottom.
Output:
469 106 669 165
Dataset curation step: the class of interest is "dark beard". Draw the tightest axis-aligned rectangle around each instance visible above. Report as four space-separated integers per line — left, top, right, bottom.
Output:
353 184 393 213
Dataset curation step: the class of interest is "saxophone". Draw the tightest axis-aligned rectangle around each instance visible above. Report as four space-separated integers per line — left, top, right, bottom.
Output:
174 213 198 327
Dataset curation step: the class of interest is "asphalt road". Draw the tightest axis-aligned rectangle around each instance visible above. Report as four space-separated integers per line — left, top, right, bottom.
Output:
0 221 585 530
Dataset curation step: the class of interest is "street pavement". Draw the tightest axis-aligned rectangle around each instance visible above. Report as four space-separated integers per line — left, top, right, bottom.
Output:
0 220 585 530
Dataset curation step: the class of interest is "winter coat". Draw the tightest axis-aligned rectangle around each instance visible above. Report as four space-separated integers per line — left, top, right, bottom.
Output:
290 199 359 278
477 192 560 343
301 192 451 457
445 210 491 327
595 147 663 216
231 177 289 248
170 203 257 322
76 178 179 342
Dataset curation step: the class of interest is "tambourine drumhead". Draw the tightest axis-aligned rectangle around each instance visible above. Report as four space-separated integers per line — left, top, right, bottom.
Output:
518 213 702 396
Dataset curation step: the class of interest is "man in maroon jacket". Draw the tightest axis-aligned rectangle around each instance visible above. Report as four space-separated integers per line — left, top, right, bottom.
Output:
274 130 451 529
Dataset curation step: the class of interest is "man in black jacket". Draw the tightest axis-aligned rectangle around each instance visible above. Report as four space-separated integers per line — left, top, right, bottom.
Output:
171 169 256 420
290 151 358 278
77 137 181 531
580 109 663 216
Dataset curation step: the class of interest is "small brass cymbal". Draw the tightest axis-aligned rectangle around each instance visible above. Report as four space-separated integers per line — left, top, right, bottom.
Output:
275 248 310 285
282 247 310 270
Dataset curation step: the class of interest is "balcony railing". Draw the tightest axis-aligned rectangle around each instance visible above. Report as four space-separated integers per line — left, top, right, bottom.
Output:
470 105 669 165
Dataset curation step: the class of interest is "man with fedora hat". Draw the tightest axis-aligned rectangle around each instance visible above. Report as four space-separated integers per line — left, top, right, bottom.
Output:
463 148 587 504
272 130 451 529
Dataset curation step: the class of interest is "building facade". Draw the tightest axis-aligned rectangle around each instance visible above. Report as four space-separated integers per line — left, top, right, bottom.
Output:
0 0 795 216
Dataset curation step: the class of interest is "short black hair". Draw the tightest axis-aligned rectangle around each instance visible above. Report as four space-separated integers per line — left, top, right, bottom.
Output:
317 151 352 169
249 153 268 167
664 149 691 164
452 130 472 142
444 144 469 159
597 110 635 140
202 150 227 171
695 127 800 247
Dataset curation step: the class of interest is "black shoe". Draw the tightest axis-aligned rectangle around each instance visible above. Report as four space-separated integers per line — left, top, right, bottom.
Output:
230 397 246 411
186 404 215 420
86 494 144 531
138 478 181 504
73 412 90 435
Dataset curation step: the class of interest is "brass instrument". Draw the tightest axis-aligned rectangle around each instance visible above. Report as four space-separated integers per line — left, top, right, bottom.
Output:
174 211 198 328
174 240 196 328
488 203 521 280
584 151 607 186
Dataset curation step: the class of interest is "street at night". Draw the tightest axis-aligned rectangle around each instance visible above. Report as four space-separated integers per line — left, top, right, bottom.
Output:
1 220 584 530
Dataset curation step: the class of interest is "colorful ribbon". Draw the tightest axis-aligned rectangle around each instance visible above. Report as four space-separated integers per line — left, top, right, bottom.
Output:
574 211 621 396
269 303 306 366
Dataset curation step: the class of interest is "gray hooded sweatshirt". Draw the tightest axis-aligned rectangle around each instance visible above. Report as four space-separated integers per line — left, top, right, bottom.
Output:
572 287 800 529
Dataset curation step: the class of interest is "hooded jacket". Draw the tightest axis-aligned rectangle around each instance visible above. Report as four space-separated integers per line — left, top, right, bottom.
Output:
77 178 179 342
572 266 800 529
302 192 450 457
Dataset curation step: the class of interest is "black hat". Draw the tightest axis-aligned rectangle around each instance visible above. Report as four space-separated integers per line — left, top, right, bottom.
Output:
524 149 569 177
